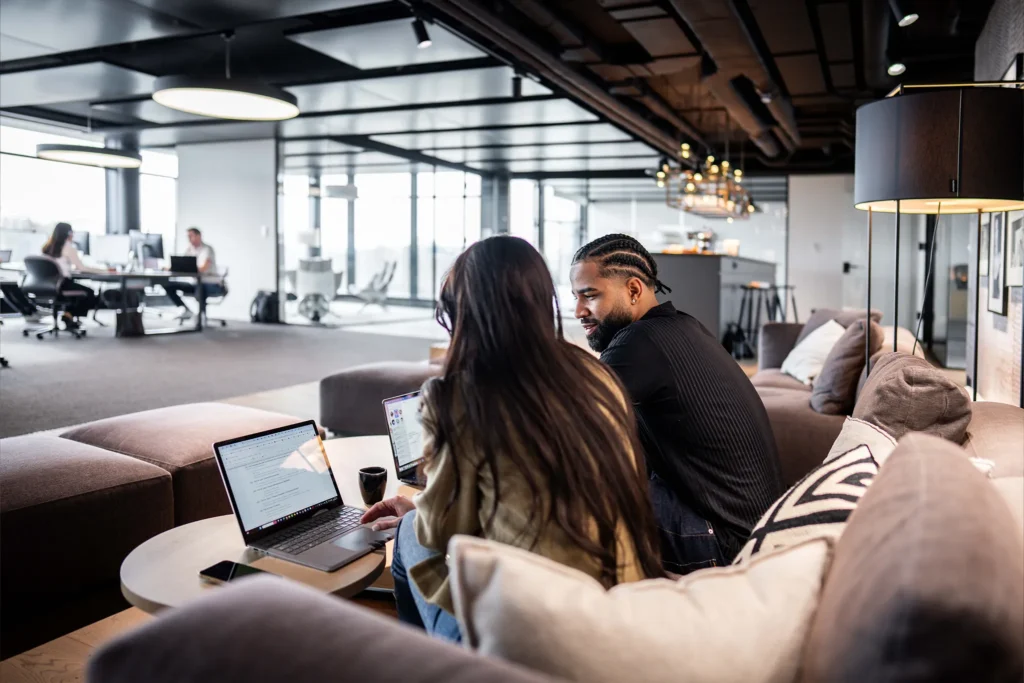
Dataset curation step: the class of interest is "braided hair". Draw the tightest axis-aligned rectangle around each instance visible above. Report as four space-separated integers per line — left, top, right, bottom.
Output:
572 233 672 294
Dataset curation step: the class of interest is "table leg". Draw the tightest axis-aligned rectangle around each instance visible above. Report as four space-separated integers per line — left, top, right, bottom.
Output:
195 277 205 332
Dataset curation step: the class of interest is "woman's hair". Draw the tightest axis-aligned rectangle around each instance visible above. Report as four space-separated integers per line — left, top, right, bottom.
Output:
41 222 73 258
429 235 663 583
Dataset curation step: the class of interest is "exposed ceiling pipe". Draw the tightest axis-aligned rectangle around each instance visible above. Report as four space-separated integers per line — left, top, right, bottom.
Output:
662 0 801 157
863 0 892 90
421 0 704 156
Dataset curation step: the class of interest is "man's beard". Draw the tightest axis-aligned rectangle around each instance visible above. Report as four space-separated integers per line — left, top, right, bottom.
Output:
584 308 633 352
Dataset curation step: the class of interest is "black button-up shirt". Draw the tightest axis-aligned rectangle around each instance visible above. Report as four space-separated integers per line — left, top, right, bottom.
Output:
601 301 784 558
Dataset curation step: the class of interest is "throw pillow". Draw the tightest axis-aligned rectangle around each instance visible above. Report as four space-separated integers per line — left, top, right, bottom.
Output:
781 319 847 385
451 535 833 683
810 319 885 415
799 434 1024 683
853 351 972 443
824 417 897 465
733 445 878 564
796 308 883 344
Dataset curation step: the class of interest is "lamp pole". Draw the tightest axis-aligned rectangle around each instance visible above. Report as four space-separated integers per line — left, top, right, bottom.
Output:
866 207 873 374
973 208 981 401
893 200 900 351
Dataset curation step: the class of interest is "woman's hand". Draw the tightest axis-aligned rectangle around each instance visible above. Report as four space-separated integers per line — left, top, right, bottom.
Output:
360 495 416 531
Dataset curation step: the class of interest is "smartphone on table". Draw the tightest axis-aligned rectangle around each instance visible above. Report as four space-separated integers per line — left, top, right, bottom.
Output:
198 560 268 585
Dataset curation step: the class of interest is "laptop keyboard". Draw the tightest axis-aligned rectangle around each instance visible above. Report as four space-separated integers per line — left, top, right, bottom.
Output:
266 507 364 555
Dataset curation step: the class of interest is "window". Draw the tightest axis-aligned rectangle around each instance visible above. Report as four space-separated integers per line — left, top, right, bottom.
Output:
139 149 178 255
355 172 412 298
510 179 538 245
320 173 350 278
0 125 106 260
416 169 481 301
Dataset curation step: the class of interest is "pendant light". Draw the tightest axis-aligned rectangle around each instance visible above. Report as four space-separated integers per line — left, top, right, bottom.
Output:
152 32 299 121
36 144 141 169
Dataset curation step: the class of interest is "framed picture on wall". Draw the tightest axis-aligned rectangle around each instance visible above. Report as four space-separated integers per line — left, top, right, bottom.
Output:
980 213 990 275
988 212 1007 315
1008 211 1024 288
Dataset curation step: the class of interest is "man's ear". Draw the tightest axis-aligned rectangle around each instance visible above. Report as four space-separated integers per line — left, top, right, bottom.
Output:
626 277 645 302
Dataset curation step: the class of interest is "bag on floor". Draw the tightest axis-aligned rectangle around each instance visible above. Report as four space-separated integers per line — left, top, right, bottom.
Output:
250 290 280 323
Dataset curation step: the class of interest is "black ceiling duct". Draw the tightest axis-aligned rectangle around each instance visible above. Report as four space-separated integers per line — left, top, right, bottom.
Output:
730 75 779 130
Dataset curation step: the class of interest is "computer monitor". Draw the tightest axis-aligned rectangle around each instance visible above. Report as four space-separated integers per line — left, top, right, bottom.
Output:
72 232 90 255
91 234 132 265
129 231 164 260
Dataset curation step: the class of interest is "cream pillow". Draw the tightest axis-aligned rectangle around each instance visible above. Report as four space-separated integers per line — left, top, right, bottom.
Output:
450 535 832 683
781 319 846 384
825 417 898 465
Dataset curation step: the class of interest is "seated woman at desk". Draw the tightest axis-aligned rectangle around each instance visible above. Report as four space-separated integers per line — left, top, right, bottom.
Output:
41 222 104 329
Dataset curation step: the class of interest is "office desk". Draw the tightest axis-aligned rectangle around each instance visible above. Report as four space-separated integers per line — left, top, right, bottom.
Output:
0 264 208 337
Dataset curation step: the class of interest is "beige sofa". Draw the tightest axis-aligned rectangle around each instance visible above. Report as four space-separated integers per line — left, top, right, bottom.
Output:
0 403 321 657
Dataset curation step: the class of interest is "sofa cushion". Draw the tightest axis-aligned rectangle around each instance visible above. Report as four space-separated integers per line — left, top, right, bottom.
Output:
781 320 846 385
61 403 313 525
89 575 550 683
853 352 972 444
796 308 883 344
756 387 846 487
734 445 879 563
810 319 884 415
824 417 897 465
0 435 173 604
800 434 1024 683
451 534 832 683
320 361 441 436
751 369 810 392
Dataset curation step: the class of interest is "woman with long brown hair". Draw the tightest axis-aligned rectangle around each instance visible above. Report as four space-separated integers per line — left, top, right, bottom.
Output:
41 222 104 329
361 235 662 641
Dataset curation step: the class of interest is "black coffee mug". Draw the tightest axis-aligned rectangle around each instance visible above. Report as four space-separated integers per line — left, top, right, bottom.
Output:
359 466 388 506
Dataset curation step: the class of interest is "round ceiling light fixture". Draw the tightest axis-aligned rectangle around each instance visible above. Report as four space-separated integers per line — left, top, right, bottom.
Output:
413 18 432 49
151 31 299 121
152 76 299 120
888 0 919 27
887 62 907 76
36 144 142 169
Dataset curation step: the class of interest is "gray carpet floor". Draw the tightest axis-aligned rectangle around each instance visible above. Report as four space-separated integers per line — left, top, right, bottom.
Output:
0 319 426 438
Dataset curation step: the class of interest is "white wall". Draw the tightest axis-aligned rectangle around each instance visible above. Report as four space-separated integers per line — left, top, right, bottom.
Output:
176 139 277 321
587 198 788 286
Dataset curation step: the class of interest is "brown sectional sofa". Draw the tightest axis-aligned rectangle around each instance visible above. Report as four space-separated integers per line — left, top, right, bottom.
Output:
755 320 928 486
87 403 1024 682
320 360 441 436
0 402 320 657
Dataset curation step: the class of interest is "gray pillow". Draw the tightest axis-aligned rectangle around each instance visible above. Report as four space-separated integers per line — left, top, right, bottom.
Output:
800 434 1023 682
811 320 885 415
853 352 972 443
797 308 883 344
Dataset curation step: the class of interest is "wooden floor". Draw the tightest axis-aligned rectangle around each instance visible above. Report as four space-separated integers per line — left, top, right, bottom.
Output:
0 609 151 683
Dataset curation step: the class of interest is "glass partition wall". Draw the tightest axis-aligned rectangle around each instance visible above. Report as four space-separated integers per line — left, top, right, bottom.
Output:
277 155 483 324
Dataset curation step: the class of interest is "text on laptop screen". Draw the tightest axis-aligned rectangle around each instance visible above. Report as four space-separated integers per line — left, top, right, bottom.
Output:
385 393 423 470
218 424 338 533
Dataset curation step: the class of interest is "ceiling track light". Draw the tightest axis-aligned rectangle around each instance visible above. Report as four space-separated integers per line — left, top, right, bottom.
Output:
512 73 523 99
888 0 919 27
152 31 299 120
888 62 907 76
36 144 141 169
413 18 432 49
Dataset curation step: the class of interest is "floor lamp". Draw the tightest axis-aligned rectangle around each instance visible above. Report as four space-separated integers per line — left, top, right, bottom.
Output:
853 83 1024 399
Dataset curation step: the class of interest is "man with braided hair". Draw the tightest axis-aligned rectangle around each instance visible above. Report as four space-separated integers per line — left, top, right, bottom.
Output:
570 233 782 572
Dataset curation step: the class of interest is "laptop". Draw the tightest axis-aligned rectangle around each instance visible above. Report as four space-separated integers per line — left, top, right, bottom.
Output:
383 391 426 487
212 420 393 572
170 255 199 273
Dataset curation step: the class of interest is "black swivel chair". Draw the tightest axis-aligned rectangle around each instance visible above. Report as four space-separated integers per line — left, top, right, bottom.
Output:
20 255 87 340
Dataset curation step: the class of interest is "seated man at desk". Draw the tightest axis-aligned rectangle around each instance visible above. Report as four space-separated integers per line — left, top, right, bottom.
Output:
42 222 108 330
163 227 226 318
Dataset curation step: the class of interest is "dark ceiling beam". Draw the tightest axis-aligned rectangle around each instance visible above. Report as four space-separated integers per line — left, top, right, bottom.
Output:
97 94 561 134
510 168 651 180
333 135 491 176
848 0 867 91
728 0 792 99
804 0 837 95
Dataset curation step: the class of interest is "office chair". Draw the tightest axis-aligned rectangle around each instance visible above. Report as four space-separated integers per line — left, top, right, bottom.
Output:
202 268 230 328
20 255 86 340
355 261 396 313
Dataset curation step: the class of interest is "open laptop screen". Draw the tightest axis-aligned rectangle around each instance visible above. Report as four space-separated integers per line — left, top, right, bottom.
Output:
216 422 339 534
384 392 423 472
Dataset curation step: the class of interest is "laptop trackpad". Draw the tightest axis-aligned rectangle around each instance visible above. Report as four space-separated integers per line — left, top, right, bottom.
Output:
333 526 393 551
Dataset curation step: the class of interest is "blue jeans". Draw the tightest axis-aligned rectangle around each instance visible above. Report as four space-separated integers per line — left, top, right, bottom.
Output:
391 511 461 643
649 473 727 574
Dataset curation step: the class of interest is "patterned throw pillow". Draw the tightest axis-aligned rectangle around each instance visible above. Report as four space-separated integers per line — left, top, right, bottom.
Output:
734 445 879 563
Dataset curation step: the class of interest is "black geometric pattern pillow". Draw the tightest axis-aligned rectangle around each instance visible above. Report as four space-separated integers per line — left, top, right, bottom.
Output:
734 445 879 564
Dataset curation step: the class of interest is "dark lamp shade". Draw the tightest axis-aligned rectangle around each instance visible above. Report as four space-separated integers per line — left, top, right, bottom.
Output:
854 87 1024 214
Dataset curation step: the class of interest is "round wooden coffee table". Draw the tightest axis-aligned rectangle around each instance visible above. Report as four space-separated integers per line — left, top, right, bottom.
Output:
120 435 414 614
